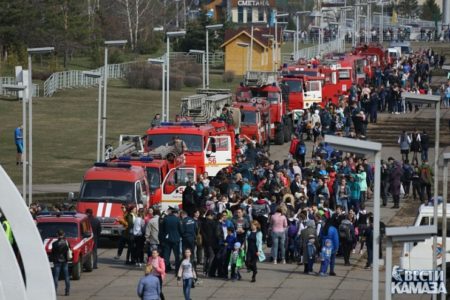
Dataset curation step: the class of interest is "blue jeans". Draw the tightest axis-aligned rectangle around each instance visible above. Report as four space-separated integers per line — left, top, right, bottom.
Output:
271 231 286 260
320 259 330 273
183 278 193 300
329 252 336 273
53 262 70 294
421 149 428 162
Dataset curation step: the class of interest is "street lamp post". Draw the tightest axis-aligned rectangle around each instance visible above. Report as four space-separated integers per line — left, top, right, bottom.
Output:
166 31 186 121
148 59 167 121
237 42 250 74
102 40 127 162
402 93 441 298
189 50 206 89
3 84 28 203
205 24 224 89
27 47 54 205
443 152 450 300
295 11 311 61
262 34 275 71
275 13 289 71
82 71 102 162
324 135 382 300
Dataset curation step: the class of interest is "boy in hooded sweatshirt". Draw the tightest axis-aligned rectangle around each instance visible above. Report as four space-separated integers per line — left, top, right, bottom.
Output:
229 242 245 281
319 239 333 276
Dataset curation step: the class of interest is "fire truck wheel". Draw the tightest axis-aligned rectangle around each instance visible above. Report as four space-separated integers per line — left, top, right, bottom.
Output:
84 252 94 272
72 259 82 280
275 126 284 145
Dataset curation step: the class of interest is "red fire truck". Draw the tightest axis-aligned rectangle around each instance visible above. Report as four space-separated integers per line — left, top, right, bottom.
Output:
232 99 271 148
69 162 150 237
145 121 237 209
235 71 292 145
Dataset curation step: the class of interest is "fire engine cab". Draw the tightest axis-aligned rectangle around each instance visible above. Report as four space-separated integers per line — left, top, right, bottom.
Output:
232 99 271 148
69 162 150 237
236 71 292 145
36 212 95 280
145 121 236 210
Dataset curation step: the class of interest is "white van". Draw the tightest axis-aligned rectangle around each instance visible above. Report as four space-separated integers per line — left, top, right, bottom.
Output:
399 203 450 271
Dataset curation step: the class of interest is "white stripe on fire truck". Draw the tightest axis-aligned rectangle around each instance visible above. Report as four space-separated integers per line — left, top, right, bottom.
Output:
96 202 104 217
72 236 93 251
104 203 112 217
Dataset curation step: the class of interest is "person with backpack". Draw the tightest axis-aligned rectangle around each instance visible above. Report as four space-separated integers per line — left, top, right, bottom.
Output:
296 140 307 167
410 129 421 165
269 207 288 264
339 214 355 266
420 130 430 163
301 219 317 274
419 160 433 204
401 160 413 198
286 218 299 263
398 131 412 162
389 160 404 209
249 197 270 244
51 229 71 296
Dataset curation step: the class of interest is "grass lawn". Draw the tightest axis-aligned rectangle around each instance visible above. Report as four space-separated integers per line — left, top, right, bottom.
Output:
0 74 240 185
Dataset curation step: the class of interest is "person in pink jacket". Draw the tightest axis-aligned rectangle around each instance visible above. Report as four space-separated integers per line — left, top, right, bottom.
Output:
147 248 166 300
269 207 288 264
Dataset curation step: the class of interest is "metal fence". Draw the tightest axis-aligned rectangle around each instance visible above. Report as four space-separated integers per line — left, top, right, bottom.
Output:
42 51 225 97
0 77 39 97
43 63 130 97
286 38 345 63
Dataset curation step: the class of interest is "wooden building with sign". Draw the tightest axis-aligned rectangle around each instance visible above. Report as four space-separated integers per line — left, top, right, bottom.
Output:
204 0 276 24
231 0 276 24
221 26 281 76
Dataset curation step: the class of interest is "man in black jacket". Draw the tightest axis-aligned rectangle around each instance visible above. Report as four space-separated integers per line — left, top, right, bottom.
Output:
161 207 182 271
180 210 198 259
86 208 101 269
201 211 219 276
182 181 197 217
52 230 70 296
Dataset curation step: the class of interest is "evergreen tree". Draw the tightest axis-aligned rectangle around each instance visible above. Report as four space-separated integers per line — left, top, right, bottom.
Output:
398 0 418 18
421 0 441 21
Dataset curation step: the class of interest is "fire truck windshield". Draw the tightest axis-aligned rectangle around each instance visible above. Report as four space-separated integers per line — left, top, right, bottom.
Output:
37 222 78 240
283 80 302 92
80 180 136 202
146 167 161 190
241 111 257 124
147 134 202 152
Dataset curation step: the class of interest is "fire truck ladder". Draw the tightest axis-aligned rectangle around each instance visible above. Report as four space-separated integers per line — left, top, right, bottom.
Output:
180 91 232 123
244 71 278 87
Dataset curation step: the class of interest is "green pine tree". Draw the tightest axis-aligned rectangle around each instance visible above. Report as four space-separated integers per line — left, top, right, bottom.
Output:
421 0 441 21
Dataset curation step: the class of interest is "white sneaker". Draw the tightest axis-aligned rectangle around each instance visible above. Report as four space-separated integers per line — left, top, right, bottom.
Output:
282 260 286 264
273 261 277 265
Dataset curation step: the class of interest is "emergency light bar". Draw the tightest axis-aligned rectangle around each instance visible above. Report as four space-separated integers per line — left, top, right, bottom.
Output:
118 156 154 162
37 211 77 217
160 122 195 127
94 162 132 168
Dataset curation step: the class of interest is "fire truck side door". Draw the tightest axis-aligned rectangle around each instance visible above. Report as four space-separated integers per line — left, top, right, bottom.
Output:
161 168 196 211
303 81 322 108
205 136 232 176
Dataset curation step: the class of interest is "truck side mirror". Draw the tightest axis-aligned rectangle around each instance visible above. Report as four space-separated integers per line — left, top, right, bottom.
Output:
211 143 217 153
68 192 75 202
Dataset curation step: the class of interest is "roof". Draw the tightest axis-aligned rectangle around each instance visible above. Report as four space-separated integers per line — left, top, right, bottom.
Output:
221 26 282 49
84 165 145 182
36 212 87 222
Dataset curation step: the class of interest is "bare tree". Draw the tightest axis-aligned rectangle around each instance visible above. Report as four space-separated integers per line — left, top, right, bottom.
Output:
116 0 153 50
